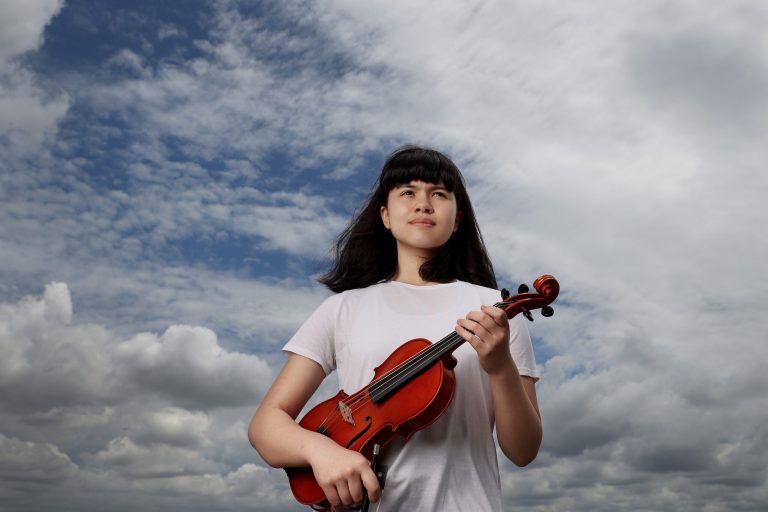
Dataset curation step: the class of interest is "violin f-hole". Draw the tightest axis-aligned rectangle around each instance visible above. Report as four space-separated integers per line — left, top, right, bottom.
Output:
345 416 373 449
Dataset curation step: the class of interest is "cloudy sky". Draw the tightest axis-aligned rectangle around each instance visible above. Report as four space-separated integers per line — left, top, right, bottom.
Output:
1 0 767 511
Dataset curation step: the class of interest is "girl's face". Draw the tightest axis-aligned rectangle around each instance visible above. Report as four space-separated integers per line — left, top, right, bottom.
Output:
380 180 462 257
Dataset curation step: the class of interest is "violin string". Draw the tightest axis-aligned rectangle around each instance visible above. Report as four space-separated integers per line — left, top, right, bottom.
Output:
370 333 462 400
324 337 450 429
318 302 506 432
324 314 512 435
317 337 444 434
317 301 509 432
341 329 463 421
362 300 508 407
348 334 455 415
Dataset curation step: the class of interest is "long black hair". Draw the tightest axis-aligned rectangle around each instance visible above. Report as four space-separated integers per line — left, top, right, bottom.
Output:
319 146 497 292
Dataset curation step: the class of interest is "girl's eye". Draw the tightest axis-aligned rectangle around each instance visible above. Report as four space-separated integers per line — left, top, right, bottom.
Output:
400 190 414 196
433 191 447 198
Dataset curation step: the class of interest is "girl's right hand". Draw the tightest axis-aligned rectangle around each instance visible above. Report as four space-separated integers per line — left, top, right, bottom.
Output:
307 435 381 509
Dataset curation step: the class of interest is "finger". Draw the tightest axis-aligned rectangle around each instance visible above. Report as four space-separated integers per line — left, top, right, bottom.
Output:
472 308 502 330
456 317 475 330
481 305 508 326
361 467 381 502
464 310 485 323
458 317 492 340
335 479 354 507
348 471 366 505
321 484 341 508
455 319 478 339
469 312 506 339
456 323 482 348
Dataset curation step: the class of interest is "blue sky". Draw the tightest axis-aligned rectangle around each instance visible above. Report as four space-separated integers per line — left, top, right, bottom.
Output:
1 1 767 511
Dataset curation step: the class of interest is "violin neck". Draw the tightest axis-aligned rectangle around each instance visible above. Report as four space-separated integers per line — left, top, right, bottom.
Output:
368 301 505 404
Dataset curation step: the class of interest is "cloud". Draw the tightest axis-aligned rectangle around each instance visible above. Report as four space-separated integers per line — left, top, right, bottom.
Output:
0 433 294 512
0 283 274 414
0 433 78 483
84 436 225 477
131 407 211 447
0 283 116 413
0 283 295 511
0 0 69 159
0 0 64 61
117 324 272 409
1 1 767 511
0 159 338 340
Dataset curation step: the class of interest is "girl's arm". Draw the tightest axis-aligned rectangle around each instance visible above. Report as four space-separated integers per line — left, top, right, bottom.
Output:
248 353 381 508
456 305 542 466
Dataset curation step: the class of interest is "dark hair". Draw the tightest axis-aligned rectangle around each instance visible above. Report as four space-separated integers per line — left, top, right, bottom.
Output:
319 146 497 292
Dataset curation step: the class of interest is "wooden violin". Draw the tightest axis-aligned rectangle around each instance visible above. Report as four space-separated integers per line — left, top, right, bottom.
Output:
286 275 559 510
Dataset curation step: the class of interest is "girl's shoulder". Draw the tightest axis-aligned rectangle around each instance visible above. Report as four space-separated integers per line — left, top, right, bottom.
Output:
455 280 504 304
315 281 391 312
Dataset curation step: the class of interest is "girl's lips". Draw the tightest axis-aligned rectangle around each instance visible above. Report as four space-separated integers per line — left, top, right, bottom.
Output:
409 219 435 226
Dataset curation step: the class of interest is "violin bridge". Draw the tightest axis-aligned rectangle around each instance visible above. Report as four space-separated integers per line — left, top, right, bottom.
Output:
338 401 355 426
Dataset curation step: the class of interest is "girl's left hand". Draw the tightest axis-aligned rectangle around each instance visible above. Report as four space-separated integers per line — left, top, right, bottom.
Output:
456 305 514 375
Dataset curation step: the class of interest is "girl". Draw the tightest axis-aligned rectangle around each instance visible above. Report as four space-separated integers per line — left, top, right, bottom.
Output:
249 146 542 511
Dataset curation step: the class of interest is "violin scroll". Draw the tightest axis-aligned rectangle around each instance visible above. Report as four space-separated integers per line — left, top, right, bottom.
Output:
500 275 559 322
533 275 559 302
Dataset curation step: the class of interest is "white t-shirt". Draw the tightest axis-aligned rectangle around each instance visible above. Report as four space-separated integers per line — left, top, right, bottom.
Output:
283 280 539 512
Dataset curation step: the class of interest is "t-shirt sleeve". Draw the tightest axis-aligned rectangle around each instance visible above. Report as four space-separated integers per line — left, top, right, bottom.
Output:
282 294 339 376
509 314 540 381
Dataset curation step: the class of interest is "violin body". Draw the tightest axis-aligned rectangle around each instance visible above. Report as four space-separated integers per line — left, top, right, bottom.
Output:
287 338 457 506
285 275 559 510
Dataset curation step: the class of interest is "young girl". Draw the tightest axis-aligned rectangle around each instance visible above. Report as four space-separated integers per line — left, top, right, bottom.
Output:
249 146 542 511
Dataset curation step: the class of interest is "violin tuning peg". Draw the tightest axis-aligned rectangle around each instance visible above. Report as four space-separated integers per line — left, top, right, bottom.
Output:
521 307 534 322
501 288 510 300
541 305 554 318
517 283 529 294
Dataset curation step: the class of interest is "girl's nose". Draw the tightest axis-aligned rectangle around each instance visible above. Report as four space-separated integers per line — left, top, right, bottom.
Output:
415 195 433 213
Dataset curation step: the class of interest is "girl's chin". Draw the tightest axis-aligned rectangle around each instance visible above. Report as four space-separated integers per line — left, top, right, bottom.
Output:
396 242 448 256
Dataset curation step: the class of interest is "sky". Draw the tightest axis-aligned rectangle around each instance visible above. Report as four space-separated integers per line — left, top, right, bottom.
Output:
1 0 767 511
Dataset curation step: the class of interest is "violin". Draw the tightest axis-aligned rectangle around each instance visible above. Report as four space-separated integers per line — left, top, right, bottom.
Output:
286 275 559 510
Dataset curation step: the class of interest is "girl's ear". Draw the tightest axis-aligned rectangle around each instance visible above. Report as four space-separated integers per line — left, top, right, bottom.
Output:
380 206 391 229
453 211 463 232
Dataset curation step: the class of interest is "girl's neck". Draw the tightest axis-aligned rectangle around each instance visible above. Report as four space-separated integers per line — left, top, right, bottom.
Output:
391 248 439 286
391 269 433 286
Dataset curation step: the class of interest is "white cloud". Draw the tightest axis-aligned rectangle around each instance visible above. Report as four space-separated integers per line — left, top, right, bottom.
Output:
84 436 225 477
107 49 149 77
0 0 69 159
0 283 294 510
131 407 211 447
0 62 71 158
0 283 116 412
0 0 63 61
117 324 272 409
0 282 274 414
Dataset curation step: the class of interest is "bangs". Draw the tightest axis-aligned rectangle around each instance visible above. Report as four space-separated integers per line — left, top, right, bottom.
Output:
379 147 461 193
